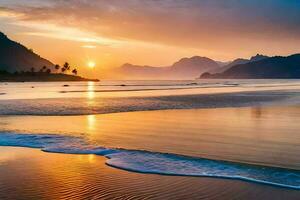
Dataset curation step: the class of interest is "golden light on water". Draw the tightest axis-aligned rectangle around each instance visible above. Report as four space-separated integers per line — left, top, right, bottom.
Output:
87 115 96 131
87 81 95 99
88 154 95 163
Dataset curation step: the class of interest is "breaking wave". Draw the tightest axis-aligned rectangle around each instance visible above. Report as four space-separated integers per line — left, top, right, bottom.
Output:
0 132 299 189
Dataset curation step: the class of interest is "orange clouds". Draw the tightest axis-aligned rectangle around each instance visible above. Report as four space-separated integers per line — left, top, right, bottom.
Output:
1 0 300 78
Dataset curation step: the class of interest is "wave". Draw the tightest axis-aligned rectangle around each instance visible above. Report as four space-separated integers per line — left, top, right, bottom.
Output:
0 132 299 189
97 83 201 87
0 91 293 116
59 85 232 94
64 82 217 87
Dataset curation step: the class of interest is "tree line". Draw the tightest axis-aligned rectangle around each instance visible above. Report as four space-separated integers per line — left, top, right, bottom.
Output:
19 62 78 75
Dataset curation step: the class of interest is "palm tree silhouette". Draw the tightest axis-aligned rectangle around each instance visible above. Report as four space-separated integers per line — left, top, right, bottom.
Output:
55 64 60 70
63 62 70 71
72 69 78 75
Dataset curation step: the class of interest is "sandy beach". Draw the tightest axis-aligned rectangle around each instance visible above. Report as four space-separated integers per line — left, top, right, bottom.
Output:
1 1 300 198
0 147 299 200
1 80 300 199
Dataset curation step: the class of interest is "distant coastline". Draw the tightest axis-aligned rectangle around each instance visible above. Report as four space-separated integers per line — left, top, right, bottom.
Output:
199 54 300 79
0 71 99 82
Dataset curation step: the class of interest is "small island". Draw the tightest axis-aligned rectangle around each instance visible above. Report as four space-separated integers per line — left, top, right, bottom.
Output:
0 71 99 82
0 63 99 82
0 32 99 82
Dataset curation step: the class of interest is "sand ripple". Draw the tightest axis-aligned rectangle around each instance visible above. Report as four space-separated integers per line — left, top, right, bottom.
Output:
0 147 299 200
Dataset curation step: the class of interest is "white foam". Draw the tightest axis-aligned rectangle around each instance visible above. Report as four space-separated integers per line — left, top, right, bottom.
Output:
0 132 299 189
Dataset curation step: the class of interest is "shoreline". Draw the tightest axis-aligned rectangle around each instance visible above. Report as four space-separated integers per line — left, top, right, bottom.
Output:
0 106 300 188
0 73 99 82
1 80 300 199
0 143 300 190
0 147 299 200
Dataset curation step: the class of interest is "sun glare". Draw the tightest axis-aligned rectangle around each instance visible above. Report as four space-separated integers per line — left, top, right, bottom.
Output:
88 61 96 69
87 81 95 99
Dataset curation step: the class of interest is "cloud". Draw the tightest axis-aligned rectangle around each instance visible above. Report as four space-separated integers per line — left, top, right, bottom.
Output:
1 0 300 58
82 45 97 49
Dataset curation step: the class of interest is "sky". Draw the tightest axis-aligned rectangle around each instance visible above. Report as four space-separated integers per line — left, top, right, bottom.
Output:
0 0 300 77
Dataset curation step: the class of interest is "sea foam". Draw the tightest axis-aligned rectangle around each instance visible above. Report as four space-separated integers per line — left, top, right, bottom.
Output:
0 132 299 189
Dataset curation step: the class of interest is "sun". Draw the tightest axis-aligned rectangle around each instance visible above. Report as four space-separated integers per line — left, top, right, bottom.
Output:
87 61 96 69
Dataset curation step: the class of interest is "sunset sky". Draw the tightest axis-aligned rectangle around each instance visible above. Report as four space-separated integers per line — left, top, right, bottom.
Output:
1 0 300 76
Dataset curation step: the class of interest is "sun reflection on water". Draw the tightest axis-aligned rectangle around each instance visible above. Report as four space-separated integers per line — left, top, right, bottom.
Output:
88 154 95 163
77 154 95 163
87 81 95 100
87 115 96 131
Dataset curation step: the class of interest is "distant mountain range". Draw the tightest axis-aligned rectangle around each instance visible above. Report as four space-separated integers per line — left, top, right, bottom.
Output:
1 31 299 79
209 54 269 74
0 32 54 73
200 54 300 79
112 56 220 80
110 54 275 79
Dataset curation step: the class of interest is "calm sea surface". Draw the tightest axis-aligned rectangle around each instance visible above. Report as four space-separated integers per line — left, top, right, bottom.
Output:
1 79 300 100
0 79 300 189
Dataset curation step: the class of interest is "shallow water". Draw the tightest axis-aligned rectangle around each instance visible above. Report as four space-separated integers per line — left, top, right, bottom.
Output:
1 106 300 188
1 147 299 200
1 79 300 100
1 80 300 190
0 79 299 116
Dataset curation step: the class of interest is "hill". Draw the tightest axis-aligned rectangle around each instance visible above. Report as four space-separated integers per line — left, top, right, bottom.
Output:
113 56 220 80
208 54 269 74
0 32 54 72
200 54 300 79
0 32 99 82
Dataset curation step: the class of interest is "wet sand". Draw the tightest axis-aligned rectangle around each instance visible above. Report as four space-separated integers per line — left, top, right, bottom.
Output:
0 147 299 200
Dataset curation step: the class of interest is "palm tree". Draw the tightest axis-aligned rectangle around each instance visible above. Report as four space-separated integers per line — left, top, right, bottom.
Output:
42 66 47 70
46 69 51 74
63 62 70 71
55 64 60 70
61 67 66 73
72 69 78 75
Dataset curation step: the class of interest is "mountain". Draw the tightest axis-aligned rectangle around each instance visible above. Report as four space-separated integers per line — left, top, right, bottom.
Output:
250 54 269 62
208 54 269 74
113 56 220 80
200 54 300 79
171 56 220 77
209 58 249 74
216 61 231 67
0 32 54 73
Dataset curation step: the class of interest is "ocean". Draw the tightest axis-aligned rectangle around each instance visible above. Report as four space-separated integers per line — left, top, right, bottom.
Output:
0 79 300 191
